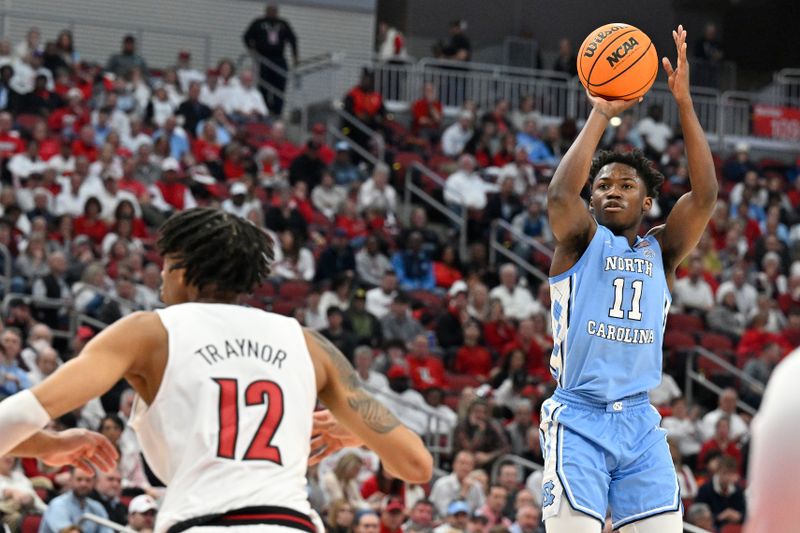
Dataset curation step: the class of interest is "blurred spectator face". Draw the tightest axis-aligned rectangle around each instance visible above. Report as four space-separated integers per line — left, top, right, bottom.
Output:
731 268 746 287
0 112 12 132
335 503 354 527
523 119 538 137
354 348 373 374
743 170 759 189
360 72 375 92
79 125 95 145
410 207 427 228
96 469 122 499
408 232 424 253
468 401 489 426
718 460 739 489
688 255 703 278
423 82 437 102
514 401 532 425
763 342 781 364
714 417 730 441
0 456 14 476
409 501 434 527
100 417 123 444
409 334 429 358
381 506 405 530
457 154 476 173
122 36 136 54
328 310 343 330
453 451 475 480
487 486 508 512
721 290 736 309
463 321 480 344
2 330 22 360
515 146 529 165
687 505 713 530
37 348 58 376
29 324 53 345
514 489 535 510
467 517 486 533
498 464 519 490
71 469 96 498
117 279 136 300
354 513 380 533
515 506 540 533
671 398 687 418
518 319 535 341
240 71 255 88
719 389 737 413
500 265 517 289
381 273 397 293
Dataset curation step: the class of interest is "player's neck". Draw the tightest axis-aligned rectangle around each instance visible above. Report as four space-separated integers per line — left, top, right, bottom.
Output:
609 225 641 248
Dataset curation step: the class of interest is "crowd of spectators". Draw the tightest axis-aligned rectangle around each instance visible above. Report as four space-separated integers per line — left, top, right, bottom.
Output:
0 14 797 533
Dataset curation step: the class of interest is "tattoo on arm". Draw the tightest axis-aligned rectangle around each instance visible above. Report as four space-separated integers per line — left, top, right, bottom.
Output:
308 329 400 434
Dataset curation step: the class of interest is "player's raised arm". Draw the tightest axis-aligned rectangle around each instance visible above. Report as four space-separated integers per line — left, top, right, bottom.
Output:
547 92 640 252
657 25 718 271
0 312 162 458
305 328 433 483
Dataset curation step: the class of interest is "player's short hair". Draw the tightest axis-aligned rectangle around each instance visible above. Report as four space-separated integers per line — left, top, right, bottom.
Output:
589 149 665 199
157 207 273 297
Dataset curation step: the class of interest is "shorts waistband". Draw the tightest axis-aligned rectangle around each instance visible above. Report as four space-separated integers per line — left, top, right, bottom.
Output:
166 506 316 533
553 388 650 413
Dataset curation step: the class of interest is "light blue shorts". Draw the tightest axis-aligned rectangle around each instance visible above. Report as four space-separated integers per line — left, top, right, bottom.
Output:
539 388 681 530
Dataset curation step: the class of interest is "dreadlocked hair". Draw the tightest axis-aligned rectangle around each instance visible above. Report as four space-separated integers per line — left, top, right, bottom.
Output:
589 149 665 199
157 207 274 297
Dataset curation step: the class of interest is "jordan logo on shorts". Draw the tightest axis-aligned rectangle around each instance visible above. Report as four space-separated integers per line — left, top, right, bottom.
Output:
543 480 555 507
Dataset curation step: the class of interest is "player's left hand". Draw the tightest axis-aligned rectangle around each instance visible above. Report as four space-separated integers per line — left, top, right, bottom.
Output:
308 409 363 465
39 429 119 475
662 25 691 105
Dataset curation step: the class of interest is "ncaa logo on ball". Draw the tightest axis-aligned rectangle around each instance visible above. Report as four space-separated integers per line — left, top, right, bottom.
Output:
606 37 640 68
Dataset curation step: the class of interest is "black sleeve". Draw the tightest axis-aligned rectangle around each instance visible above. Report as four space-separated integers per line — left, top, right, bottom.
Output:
243 19 259 49
284 21 298 58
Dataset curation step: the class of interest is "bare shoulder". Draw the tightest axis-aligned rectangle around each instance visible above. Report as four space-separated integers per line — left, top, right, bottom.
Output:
645 224 666 239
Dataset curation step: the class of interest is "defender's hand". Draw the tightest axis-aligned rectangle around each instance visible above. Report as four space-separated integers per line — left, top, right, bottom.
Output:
308 409 364 465
40 429 119 475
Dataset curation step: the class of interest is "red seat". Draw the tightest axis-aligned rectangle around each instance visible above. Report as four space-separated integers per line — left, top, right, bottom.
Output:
700 332 734 353
663 330 696 352
271 300 297 317
277 280 311 301
393 151 424 176
697 350 733 377
15 113 41 134
407 290 445 313
720 524 742 533
20 515 42 533
666 313 704 334
428 154 456 174
444 372 481 391
253 282 275 299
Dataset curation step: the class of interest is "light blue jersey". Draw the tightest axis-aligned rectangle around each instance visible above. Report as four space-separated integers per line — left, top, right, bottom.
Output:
549 223 671 402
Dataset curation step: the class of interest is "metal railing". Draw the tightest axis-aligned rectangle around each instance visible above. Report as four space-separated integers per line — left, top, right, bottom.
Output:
332 106 386 162
684 346 764 417
774 68 800 101
403 162 467 260
327 125 381 170
0 8 212 68
488 220 550 284
80 513 136 533
366 384 453 469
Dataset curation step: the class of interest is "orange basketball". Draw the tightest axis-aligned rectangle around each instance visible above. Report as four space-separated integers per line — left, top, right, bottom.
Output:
577 23 659 101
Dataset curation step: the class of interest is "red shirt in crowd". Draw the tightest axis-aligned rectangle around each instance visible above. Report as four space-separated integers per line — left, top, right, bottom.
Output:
335 214 368 240
0 131 25 159
433 261 462 289
454 345 492 378
263 139 302 169
360 475 406 501
38 137 61 161
407 354 446 391
483 320 516 353
156 182 191 210
74 216 109 244
72 138 98 162
697 438 742 474
192 138 221 163
411 98 442 134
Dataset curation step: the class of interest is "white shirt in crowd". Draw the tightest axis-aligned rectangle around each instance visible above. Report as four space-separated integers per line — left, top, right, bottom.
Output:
661 415 704 457
649 373 682 407
441 123 473 157
357 178 397 213
701 408 749 442
224 85 268 117
365 287 395 319
488 284 542 321
673 276 715 312
444 170 498 210
635 116 673 153
716 280 759 316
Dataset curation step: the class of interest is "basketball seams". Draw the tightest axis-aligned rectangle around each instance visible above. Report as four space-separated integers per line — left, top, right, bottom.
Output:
588 41 655 88
577 24 630 85
607 58 659 100
585 28 639 86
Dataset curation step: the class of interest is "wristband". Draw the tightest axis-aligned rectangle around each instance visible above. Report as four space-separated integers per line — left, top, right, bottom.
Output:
0 390 51 456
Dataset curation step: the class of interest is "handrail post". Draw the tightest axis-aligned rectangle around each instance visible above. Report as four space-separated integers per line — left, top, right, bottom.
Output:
685 350 694 408
403 168 412 225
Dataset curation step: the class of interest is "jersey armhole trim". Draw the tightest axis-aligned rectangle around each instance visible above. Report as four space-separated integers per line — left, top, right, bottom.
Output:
135 309 171 414
549 222 602 283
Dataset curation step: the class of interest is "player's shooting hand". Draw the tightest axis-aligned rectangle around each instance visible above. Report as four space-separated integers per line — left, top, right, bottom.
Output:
662 25 691 105
308 409 364 466
586 89 642 120
40 429 119 475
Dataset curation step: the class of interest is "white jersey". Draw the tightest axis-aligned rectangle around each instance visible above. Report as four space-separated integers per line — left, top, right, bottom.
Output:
129 303 317 533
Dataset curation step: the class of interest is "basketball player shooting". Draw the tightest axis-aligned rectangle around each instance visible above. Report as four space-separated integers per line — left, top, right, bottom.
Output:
0 207 432 533
540 26 716 533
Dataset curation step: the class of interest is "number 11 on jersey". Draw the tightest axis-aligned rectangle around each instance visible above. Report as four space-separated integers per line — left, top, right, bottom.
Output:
609 278 643 321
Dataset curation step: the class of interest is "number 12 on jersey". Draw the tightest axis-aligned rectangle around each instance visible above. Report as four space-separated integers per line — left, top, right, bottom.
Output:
609 278 643 321
214 378 284 463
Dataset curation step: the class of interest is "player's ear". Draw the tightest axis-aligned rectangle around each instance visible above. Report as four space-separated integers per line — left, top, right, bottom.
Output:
642 196 653 213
